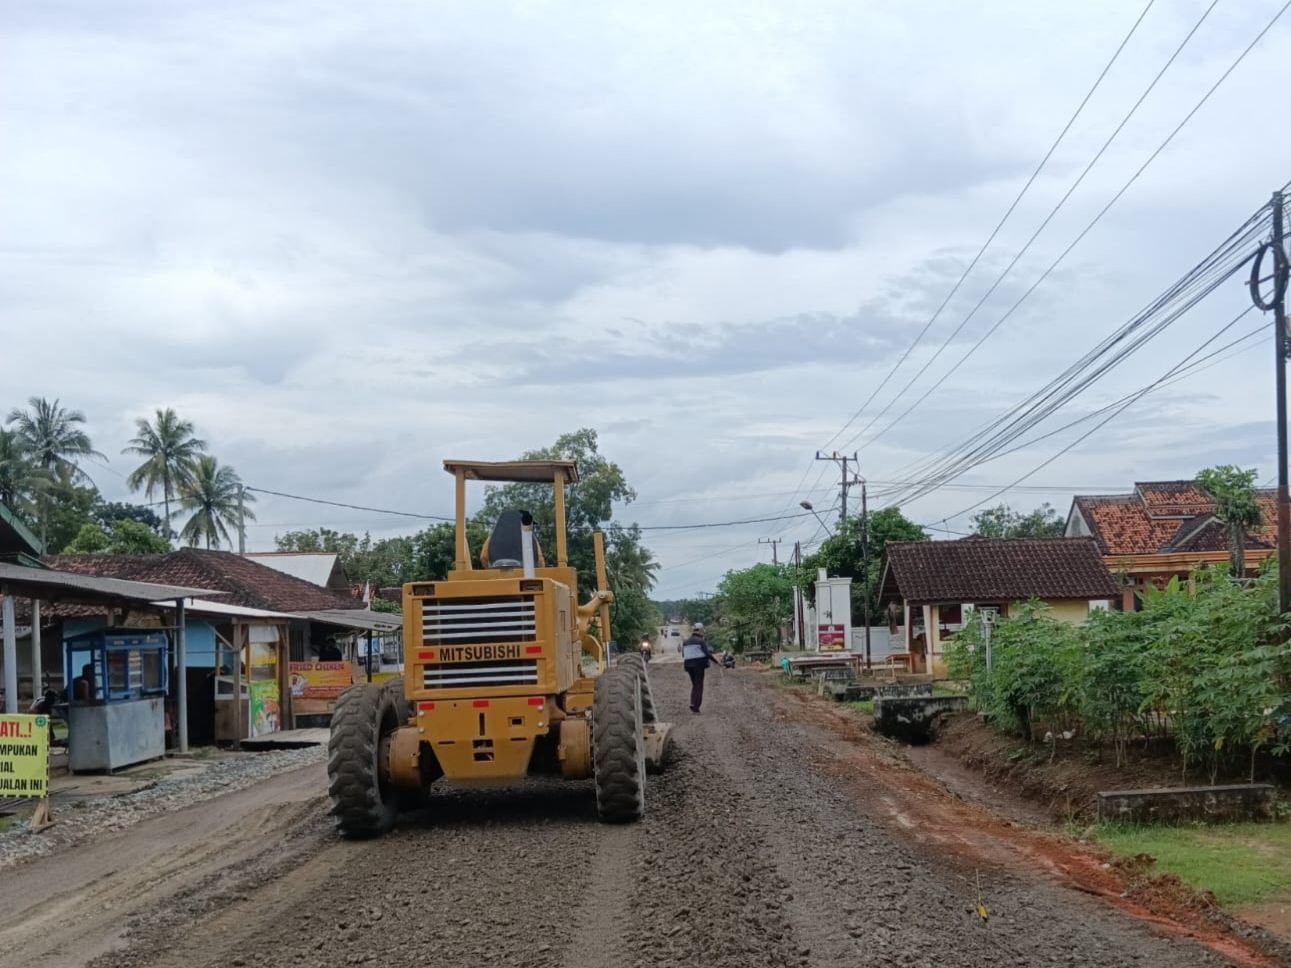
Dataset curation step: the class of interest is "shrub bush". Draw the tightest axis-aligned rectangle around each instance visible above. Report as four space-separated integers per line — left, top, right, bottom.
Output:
945 567 1291 780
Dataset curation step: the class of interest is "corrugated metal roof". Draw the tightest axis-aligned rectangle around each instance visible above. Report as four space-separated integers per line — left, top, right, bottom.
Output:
0 561 222 604
242 552 339 588
171 598 295 620
295 608 402 632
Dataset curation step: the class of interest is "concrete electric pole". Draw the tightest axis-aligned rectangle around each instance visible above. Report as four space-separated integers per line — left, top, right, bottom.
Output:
815 451 858 525
1250 190 1291 624
758 537 781 564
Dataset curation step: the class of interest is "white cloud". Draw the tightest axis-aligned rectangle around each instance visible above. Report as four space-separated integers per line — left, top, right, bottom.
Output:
3 0 1290 595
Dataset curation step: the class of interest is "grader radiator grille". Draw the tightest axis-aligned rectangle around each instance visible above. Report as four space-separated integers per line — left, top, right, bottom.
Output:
422 659 539 689
421 597 537 645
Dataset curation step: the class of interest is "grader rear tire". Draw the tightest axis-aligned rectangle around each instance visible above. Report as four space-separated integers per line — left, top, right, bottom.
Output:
328 682 403 838
615 653 657 725
593 667 646 823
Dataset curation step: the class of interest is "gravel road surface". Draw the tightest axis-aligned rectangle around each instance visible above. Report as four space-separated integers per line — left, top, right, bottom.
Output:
1 666 1255 968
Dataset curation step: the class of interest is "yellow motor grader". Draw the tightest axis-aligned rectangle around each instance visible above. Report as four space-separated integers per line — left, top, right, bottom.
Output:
327 459 669 837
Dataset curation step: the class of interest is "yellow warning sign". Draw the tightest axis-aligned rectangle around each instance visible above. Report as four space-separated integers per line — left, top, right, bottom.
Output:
0 714 50 798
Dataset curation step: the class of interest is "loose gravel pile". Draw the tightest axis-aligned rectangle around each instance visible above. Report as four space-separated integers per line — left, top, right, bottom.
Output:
0 746 323 870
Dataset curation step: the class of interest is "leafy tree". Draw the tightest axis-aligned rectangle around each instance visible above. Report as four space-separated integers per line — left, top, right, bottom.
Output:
123 408 207 542
0 429 49 524
605 524 661 648
93 501 165 535
1196 465 1262 577
64 518 170 555
6 397 105 544
42 467 101 553
413 520 488 581
276 527 361 559
717 563 795 650
799 507 927 620
970 502 1065 538
178 456 255 549
368 596 401 615
476 429 637 598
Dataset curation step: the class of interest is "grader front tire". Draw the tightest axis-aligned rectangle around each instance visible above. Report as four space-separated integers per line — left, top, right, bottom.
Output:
615 653 657 725
327 682 403 838
593 667 646 823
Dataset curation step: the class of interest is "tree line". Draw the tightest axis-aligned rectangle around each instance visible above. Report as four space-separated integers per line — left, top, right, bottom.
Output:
661 463 1262 652
274 430 663 647
0 397 253 553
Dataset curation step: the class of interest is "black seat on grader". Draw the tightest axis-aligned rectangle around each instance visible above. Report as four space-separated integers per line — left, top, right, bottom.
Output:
487 509 543 569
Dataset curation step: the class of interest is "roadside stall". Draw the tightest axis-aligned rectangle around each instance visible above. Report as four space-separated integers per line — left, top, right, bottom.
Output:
64 627 169 772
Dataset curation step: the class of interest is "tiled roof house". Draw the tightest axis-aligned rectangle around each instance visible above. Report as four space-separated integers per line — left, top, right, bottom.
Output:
1065 481 1276 608
45 548 363 614
878 537 1117 676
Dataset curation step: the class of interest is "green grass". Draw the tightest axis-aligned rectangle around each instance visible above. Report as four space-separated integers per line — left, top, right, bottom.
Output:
1095 821 1291 905
848 700 874 714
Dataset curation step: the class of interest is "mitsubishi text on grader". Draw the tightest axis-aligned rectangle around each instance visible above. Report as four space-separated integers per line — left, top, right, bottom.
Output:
327 459 670 837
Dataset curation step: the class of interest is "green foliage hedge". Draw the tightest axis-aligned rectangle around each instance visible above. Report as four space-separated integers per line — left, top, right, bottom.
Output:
946 569 1291 782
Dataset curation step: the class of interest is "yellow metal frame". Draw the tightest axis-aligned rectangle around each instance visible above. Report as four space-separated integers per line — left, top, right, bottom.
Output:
388 459 613 786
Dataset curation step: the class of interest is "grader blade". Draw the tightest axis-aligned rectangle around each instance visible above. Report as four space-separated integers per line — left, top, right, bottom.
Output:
643 721 672 774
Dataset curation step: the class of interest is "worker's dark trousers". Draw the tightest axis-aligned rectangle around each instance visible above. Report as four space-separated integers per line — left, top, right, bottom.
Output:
684 659 707 711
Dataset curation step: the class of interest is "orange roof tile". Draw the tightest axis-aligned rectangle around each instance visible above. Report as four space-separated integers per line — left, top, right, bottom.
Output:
1073 484 1276 556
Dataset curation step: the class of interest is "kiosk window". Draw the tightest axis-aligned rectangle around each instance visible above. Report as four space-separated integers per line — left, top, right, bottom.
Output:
107 650 129 696
141 648 164 694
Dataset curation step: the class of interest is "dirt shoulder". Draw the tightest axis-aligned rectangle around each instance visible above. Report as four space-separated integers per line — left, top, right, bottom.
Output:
767 673 1291 966
0 760 329 968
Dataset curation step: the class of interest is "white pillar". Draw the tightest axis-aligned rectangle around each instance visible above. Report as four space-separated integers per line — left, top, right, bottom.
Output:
30 600 42 696
175 599 188 753
2 590 16 713
922 604 935 672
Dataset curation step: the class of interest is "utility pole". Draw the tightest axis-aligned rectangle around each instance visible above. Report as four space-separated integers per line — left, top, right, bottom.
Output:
758 537 781 564
857 477 872 670
815 451 858 525
793 540 805 650
237 485 247 555
1250 189 1291 623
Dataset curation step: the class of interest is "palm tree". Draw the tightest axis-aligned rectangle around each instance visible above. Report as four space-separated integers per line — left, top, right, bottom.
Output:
6 396 104 476
0 430 50 523
6 397 104 544
177 456 255 549
123 408 207 542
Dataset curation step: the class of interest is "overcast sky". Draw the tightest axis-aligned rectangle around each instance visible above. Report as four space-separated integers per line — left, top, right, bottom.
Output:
4 0 1289 597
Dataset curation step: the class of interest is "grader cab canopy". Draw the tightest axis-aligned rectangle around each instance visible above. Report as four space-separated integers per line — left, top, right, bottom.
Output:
443 459 578 572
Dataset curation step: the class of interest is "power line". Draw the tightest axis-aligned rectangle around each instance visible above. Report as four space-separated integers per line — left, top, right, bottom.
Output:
636 510 815 532
926 306 1278 525
853 0 1290 454
244 486 453 521
772 3 1159 538
818 0 1158 455
245 484 822 533
946 313 1264 473
878 184 1280 508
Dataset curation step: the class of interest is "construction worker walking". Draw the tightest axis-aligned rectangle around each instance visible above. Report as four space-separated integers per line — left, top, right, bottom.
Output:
682 623 720 713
